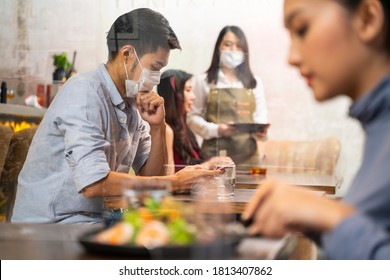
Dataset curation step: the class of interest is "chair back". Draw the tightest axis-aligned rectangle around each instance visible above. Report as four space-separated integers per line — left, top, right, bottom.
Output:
0 126 38 222
262 136 341 175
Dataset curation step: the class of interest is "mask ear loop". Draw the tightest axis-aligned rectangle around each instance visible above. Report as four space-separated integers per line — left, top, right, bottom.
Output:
133 49 143 71
124 61 129 80
123 54 130 80
124 48 142 81
123 48 142 80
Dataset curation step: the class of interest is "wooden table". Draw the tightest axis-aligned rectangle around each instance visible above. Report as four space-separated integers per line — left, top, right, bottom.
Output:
174 188 325 214
0 223 296 260
0 223 103 260
172 171 333 215
106 172 333 214
173 189 257 214
102 172 335 260
236 172 340 194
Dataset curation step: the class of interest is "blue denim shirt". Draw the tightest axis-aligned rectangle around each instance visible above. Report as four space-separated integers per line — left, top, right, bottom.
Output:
12 64 151 223
322 74 390 259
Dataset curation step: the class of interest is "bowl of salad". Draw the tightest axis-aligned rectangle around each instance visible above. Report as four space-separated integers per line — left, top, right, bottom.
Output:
80 191 239 259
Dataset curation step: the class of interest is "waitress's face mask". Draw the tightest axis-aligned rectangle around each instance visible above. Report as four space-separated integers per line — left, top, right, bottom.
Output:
220 50 244 69
124 49 161 98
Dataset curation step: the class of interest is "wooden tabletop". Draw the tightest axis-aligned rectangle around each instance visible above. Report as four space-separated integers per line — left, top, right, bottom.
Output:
173 188 325 214
173 188 257 214
236 172 339 194
0 223 103 260
173 170 334 215
105 171 334 213
0 222 295 260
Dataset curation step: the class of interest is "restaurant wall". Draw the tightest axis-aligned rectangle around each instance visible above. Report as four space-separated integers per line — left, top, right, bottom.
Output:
0 0 364 195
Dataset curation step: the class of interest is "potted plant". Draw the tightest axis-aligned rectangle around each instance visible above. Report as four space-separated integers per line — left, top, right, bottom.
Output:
52 52 72 82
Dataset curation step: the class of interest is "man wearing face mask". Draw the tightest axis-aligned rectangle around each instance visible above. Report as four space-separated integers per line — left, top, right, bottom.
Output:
188 26 269 165
12 8 219 224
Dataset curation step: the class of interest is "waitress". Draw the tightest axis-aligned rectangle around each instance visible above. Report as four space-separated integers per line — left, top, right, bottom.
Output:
187 25 268 165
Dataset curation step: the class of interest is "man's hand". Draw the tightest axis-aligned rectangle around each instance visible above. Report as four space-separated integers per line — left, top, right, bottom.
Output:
242 180 355 238
136 90 165 127
200 156 233 170
170 165 223 194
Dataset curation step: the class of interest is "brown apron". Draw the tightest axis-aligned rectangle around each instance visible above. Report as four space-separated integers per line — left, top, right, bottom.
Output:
202 88 258 165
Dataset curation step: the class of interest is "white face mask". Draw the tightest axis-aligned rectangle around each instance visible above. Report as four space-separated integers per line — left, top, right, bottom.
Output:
220 50 244 69
124 49 161 98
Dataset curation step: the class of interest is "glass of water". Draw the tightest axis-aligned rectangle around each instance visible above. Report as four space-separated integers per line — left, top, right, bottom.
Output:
214 162 236 197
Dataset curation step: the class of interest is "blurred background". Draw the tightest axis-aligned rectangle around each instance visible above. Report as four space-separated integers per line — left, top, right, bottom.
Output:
0 0 364 195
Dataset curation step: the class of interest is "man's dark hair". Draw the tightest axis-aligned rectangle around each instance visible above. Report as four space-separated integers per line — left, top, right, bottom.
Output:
106 8 181 60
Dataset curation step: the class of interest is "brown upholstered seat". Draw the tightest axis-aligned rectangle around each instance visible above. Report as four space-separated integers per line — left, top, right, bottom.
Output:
0 124 13 222
0 124 13 176
0 126 37 222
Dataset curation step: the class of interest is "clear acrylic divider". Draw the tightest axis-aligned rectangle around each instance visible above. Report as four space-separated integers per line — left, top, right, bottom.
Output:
189 178 238 259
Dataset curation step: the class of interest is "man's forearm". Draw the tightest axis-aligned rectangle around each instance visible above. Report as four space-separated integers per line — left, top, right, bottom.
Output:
81 171 175 198
82 171 133 198
139 123 167 176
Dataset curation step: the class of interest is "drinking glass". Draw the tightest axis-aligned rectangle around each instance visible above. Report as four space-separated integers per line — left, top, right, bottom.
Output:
214 162 236 197
251 155 268 176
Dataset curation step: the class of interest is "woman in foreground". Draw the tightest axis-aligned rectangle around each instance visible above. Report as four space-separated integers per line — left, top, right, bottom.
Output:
243 0 390 259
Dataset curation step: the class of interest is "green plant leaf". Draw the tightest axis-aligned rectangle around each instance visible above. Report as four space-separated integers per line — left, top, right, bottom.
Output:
52 52 71 71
